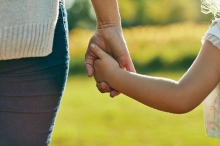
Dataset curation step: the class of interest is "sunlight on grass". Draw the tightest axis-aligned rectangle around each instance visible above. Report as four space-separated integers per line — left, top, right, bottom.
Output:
51 71 220 146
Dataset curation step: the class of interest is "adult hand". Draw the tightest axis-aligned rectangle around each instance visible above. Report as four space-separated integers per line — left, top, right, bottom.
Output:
84 25 136 97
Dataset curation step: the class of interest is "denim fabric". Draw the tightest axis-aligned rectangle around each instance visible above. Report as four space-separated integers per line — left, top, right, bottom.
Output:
0 2 69 146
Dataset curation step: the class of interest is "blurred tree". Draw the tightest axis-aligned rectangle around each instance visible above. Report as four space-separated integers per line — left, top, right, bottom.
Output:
66 0 213 30
143 0 196 24
66 0 96 30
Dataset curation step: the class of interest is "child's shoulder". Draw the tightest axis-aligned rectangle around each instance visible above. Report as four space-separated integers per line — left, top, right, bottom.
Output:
210 18 220 27
202 19 220 50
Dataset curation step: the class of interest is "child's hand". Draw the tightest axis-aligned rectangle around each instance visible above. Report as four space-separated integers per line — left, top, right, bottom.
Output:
90 43 120 87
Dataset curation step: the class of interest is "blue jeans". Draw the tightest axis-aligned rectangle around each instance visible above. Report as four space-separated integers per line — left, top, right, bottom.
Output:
0 2 69 146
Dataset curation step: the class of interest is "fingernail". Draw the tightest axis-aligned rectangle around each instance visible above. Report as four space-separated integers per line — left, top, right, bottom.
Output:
90 43 96 49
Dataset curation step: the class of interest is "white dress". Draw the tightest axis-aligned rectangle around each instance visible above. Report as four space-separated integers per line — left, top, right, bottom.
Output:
202 19 220 138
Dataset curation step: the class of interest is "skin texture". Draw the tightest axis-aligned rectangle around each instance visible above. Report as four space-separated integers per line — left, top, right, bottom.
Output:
85 0 135 97
91 40 220 114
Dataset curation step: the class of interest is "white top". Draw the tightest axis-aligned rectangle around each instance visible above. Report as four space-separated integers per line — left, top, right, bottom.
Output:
0 0 60 60
202 19 220 138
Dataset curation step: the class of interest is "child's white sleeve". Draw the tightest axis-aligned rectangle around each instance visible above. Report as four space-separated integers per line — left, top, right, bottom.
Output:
202 19 220 50
202 19 220 138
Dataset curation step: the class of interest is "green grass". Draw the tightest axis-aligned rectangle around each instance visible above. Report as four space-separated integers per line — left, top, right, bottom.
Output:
50 71 220 146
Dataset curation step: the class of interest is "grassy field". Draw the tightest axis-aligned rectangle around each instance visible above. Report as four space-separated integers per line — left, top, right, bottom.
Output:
50 71 220 146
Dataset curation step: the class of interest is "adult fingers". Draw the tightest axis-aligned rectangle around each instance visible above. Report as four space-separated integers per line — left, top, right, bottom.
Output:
84 63 94 77
125 60 136 73
84 52 95 77
117 55 136 73
85 44 106 77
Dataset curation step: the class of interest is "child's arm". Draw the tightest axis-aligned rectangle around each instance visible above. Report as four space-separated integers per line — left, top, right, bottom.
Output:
91 41 220 114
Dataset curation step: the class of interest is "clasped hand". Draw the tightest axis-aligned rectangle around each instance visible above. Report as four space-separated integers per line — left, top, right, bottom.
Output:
84 25 135 97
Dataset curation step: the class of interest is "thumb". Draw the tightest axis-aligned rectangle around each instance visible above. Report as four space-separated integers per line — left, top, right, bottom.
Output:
90 43 108 59
125 61 136 73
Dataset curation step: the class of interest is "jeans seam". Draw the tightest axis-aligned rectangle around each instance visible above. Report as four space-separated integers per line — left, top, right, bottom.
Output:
59 4 69 50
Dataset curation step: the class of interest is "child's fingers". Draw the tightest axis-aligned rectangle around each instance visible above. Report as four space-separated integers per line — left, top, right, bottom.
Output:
110 90 120 98
96 82 121 97
90 43 109 59
96 82 112 93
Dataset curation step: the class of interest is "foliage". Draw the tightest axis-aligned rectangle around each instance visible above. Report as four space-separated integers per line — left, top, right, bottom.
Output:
66 0 96 30
65 0 213 30
68 21 209 75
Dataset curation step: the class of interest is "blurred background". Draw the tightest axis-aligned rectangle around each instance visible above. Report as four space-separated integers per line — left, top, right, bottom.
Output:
51 0 219 145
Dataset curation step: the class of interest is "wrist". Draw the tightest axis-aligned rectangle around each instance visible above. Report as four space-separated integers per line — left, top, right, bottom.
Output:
95 8 121 28
96 19 121 29
96 24 123 42
105 67 121 86
91 0 121 29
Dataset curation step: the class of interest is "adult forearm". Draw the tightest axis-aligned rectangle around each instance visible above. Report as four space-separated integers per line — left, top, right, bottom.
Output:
91 0 121 28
